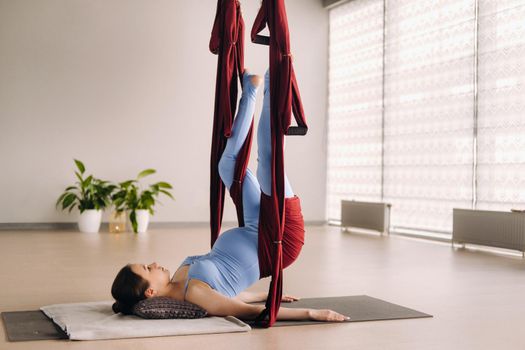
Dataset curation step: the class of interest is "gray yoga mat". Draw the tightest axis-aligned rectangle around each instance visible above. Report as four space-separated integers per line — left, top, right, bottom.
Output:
1 310 68 342
249 295 432 327
1 295 432 341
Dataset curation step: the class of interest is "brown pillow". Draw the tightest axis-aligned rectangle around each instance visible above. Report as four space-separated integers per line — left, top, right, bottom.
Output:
132 296 207 319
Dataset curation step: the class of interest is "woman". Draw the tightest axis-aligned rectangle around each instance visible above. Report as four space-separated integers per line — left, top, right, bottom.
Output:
112 70 350 323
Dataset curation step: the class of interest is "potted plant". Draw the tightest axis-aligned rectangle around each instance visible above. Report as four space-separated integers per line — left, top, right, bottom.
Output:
112 169 174 233
56 159 116 233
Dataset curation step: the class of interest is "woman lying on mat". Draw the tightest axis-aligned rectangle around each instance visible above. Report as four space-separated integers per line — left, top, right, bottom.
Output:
111 70 349 323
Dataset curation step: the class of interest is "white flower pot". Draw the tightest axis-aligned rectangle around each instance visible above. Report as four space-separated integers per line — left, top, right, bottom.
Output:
135 209 150 233
78 209 102 233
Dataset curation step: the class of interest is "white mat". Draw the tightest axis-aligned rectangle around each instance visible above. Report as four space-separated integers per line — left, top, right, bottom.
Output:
40 301 251 340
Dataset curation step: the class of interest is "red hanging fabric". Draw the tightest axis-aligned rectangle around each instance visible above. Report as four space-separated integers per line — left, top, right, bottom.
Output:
251 0 308 328
209 0 308 328
258 194 305 278
209 0 249 247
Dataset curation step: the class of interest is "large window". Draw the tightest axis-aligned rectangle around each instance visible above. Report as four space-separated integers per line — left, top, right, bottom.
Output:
383 0 475 233
326 0 525 235
476 0 525 211
326 0 384 220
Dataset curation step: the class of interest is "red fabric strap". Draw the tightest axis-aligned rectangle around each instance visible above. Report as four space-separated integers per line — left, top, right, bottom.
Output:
210 0 308 328
258 194 305 278
209 0 248 247
250 0 309 328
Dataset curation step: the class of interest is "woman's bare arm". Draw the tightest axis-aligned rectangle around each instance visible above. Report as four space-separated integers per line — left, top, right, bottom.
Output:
185 280 349 322
233 291 267 303
185 281 265 319
234 291 301 303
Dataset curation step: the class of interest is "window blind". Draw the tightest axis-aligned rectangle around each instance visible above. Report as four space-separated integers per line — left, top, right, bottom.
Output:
383 0 476 232
327 0 525 233
326 0 384 221
476 0 525 211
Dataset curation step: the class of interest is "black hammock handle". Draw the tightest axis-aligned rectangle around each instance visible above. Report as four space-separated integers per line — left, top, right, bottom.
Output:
286 126 308 136
253 34 307 137
253 34 270 46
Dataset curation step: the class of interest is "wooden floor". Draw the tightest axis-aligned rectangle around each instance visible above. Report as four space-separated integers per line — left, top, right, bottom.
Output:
1 225 524 349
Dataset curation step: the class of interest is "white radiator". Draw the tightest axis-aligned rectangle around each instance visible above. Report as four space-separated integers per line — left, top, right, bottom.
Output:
341 200 391 235
452 208 525 256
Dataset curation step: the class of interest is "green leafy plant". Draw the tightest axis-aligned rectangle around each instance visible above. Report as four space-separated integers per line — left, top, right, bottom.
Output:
112 169 174 233
56 159 117 214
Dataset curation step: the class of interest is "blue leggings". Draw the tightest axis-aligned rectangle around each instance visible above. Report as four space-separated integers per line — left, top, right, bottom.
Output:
179 70 295 295
218 69 294 229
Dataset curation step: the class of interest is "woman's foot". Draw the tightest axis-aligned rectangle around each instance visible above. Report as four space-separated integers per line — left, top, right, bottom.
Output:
243 69 262 89
250 75 263 88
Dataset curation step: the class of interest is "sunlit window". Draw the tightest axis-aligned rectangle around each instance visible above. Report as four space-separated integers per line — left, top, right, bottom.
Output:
327 0 384 221
477 0 525 211
327 0 525 235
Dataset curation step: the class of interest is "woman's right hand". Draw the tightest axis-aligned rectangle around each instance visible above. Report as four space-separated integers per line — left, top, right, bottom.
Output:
308 309 350 322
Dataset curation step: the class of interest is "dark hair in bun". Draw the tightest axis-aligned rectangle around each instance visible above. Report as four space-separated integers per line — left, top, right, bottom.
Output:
111 264 149 315
112 300 134 314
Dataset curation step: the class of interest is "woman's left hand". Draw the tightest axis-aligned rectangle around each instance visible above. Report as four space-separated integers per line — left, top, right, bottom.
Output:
282 294 301 303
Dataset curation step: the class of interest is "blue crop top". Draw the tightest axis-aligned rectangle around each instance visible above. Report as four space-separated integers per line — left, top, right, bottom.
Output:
179 226 260 298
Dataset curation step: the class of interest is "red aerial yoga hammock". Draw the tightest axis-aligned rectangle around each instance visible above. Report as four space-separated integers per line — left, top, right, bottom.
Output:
209 0 308 328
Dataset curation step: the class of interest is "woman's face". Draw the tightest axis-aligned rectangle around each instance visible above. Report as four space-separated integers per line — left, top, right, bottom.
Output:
130 262 171 297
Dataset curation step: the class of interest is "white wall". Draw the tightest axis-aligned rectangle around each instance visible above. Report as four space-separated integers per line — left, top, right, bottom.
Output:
0 0 328 224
